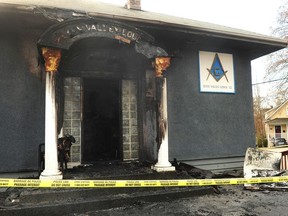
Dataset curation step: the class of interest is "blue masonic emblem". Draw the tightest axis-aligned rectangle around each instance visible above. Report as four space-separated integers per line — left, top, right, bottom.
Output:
206 53 229 82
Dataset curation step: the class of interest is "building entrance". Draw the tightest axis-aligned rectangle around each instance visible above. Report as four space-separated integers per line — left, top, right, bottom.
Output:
82 78 121 162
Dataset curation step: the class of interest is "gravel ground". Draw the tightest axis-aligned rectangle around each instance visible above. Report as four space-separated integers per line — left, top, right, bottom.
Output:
68 185 288 216
63 162 288 216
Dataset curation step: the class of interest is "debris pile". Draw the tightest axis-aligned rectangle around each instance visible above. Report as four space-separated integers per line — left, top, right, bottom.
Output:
244 147 288 190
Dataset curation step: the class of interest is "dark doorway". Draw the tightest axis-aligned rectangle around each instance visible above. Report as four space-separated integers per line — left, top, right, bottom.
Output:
83 78 121 162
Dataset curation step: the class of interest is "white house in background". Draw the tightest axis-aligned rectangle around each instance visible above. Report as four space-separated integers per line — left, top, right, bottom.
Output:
265 100 288 147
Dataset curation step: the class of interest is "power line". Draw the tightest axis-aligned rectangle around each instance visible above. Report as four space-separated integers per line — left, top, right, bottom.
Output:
252 78 284 86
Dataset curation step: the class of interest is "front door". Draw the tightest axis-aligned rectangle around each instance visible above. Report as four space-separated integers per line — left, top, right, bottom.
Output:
275 125 281 138
82 78 121 162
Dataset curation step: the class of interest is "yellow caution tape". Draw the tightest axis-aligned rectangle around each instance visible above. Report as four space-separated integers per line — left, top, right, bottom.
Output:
0 176 287 188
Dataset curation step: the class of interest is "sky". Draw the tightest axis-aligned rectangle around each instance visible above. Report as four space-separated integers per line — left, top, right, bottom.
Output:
100 0 283 97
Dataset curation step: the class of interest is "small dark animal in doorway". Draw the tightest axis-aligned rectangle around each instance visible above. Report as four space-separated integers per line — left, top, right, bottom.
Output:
38 134 76 175
58 134 76 171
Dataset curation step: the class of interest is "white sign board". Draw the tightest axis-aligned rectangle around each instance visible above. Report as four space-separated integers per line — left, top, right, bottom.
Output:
199 51 235 93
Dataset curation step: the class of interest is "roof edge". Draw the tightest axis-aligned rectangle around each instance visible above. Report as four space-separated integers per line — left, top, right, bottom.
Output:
0 0 287 48
265 100 288 121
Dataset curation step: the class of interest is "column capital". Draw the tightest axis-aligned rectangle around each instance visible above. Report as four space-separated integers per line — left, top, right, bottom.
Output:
41 47 62 72
154 57 171 77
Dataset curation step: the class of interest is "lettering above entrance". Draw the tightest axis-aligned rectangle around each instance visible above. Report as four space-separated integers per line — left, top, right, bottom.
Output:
38 18 168 58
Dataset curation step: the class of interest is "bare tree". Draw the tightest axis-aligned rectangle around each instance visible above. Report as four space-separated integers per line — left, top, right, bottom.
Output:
253 1 288 146
265 0 288 104
253 86 267 147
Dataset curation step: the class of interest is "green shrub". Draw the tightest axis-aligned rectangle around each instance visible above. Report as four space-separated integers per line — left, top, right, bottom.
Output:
256 137 267 148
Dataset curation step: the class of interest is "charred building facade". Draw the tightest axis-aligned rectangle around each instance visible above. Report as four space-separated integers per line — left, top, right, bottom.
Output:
0 0 286 177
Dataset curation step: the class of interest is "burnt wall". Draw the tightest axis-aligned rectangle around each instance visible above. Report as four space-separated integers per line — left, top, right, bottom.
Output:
167 44 255 161
0 32 45 172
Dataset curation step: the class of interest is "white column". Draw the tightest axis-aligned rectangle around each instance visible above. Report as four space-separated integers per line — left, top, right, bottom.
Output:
153 78 175 172
40 72 63 179
284 124 288 141
266 124 272 148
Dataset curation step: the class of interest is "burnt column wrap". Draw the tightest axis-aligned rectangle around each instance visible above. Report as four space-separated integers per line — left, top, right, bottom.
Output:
152 57 175 172
40 47 63 180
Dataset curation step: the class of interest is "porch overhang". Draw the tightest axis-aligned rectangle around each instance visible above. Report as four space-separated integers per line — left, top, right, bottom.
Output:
265 118 288 124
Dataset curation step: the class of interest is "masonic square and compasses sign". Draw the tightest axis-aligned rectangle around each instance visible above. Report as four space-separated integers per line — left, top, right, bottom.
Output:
199 51 235 93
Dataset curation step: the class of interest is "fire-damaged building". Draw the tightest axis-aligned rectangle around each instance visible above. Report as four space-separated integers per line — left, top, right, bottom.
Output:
0 0 286 179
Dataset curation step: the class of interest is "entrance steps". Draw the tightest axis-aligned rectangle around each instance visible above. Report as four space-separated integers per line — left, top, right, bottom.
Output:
0 186 213 216
0 161 215 215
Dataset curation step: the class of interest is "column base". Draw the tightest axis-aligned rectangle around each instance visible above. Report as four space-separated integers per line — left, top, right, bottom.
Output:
151 165 175 172
40 170 63 180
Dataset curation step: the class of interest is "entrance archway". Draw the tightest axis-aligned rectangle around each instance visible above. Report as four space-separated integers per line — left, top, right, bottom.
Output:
38 18 173 179
59 36 148 163
38 18 168 58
